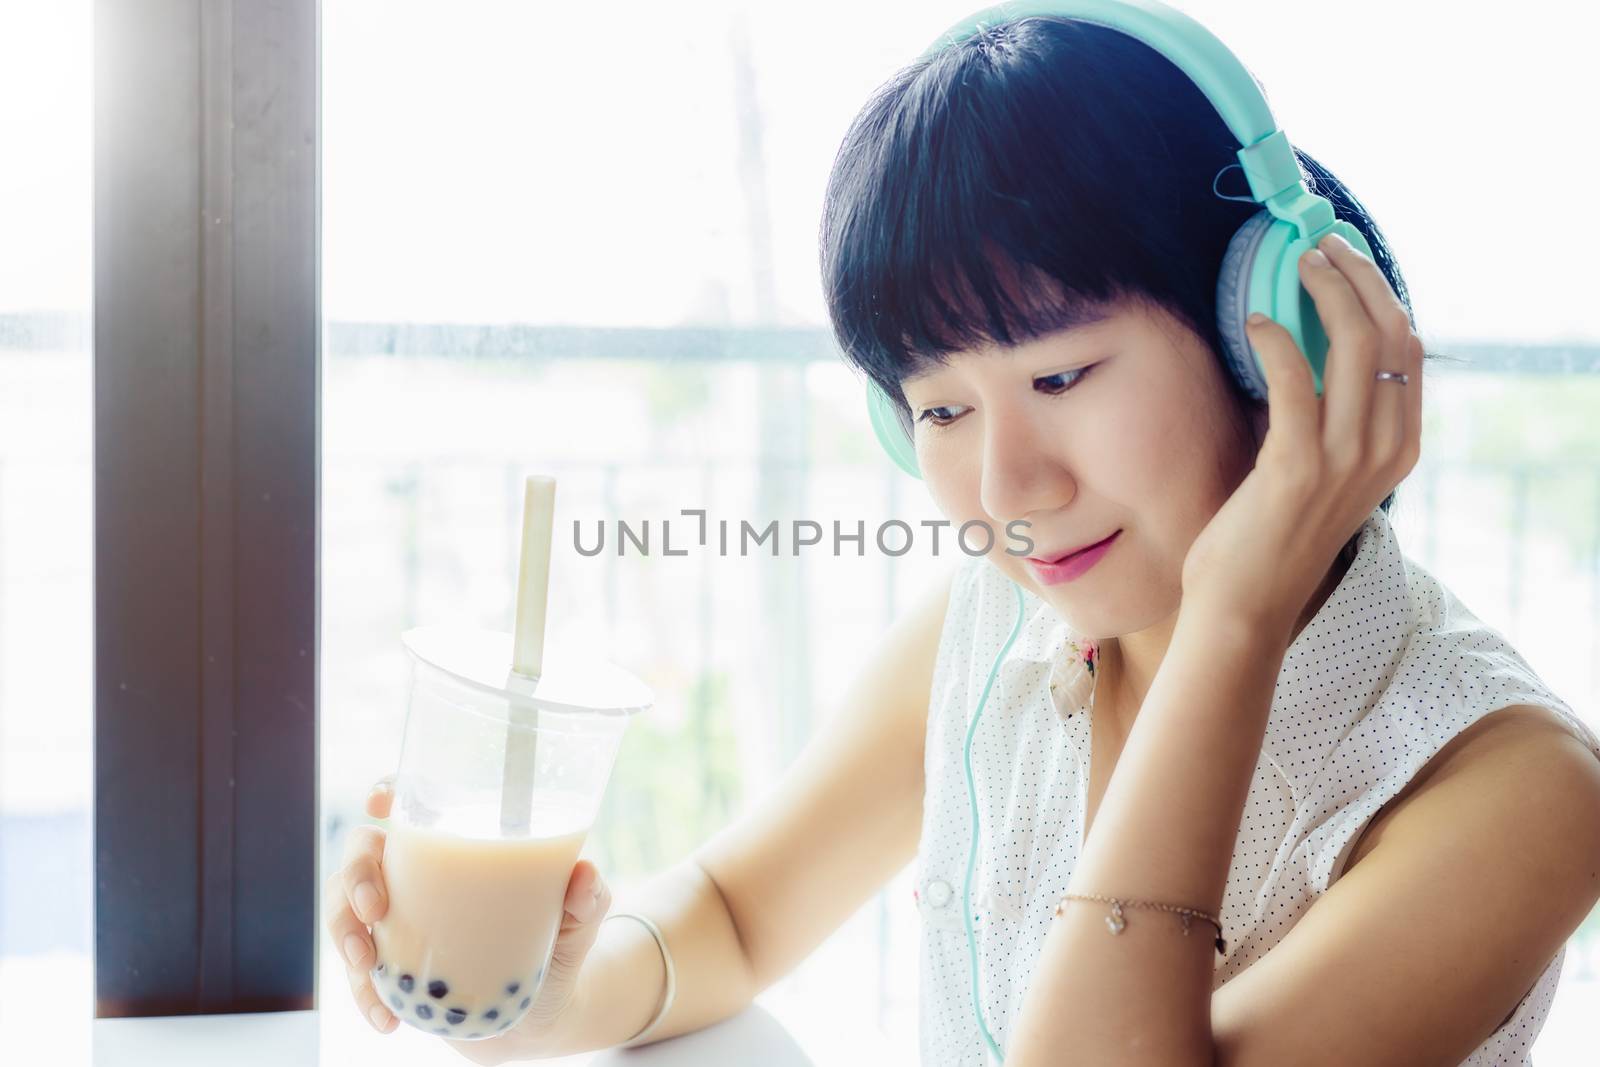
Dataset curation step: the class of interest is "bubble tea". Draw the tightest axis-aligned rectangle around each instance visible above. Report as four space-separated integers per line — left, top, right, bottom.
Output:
370 627 651 1040
369 474 651 1040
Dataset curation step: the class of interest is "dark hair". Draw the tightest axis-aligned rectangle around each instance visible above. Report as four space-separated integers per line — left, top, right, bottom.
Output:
819 16 1444 520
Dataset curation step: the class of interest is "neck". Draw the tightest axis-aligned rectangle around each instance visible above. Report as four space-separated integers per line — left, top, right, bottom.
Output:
1100 541 1356 731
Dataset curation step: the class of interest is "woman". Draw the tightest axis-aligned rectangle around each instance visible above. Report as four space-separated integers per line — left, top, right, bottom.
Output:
325 11 1600 1066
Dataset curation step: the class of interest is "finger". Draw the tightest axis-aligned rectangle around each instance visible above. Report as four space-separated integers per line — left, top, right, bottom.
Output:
324 872 395 1033
1405 331 1424 454
323 869 355 940
1298 244 1379 465
1244 312 1319 457
341 824 389 925
365 775 395 820
1318 231 1419 472
548 862 612 977
1392 329 1425 475
563 860 608 922
325 870 377 970
1316 231 1413 344
1368 327 1420 469
348 958 399 1034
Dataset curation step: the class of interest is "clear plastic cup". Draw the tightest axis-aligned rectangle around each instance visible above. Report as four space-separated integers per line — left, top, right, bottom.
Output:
369 625 652 1041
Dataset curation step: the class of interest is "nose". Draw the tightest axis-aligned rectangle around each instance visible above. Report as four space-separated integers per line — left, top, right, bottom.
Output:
977 404 1074 528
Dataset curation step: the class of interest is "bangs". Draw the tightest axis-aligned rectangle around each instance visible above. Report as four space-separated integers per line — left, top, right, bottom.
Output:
891 242 1131 384
818 18 1188 408
818 15 1249 418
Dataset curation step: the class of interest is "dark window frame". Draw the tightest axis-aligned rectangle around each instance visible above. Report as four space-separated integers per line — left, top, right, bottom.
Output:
93 0 319 1016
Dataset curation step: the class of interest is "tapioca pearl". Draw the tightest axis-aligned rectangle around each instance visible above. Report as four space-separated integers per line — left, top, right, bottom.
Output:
467 1032 482 1040
506 980 520 996
373 962 387 977
483 1008 499 1021
388 994 404 1011
432 1026 450 1035
519 995 531 1011
428 979 449 999
497 1018 512 1031
415 1004 434 1020
446 1008 467 1025
398 973 415 993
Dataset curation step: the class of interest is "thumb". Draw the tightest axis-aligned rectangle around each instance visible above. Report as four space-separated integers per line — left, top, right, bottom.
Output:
1245 312 1318 447
545 861 612 981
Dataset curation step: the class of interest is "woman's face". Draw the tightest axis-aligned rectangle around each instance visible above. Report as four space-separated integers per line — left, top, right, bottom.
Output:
901 294 1265 636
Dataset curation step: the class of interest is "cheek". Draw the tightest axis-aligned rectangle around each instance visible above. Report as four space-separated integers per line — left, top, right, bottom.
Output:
1098 378 1241 517
932 490 1019 574
1079 389 1182 490
920 467 981 536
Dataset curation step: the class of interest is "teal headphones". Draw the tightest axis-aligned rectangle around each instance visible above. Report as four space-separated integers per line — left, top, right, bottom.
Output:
865 0 1372 483
865 2 1373 1061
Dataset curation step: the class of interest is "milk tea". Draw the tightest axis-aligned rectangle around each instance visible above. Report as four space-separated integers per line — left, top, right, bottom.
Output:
370 802 589 1040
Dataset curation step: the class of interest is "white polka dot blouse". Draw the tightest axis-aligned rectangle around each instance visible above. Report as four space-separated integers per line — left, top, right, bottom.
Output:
914 504 1600 1065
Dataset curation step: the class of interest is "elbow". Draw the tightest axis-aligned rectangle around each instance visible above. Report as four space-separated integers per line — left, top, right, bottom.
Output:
689 855 761 992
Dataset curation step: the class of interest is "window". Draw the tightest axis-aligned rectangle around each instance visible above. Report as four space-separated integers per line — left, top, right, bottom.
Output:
317 4 956 1051
0 1 93 1058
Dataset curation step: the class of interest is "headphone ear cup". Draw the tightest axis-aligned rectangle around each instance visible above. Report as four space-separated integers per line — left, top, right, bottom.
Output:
866 380 922 480
1218 210 1377 405
1214 208 1275 403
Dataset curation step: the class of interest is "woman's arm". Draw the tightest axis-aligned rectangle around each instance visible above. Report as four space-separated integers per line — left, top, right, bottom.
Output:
517 565 958 1056
513 858 758 1057
1005 231 1416 1064
1005 606 1286 1066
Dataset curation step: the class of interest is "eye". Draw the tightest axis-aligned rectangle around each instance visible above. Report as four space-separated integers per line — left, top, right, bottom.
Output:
915 364 1095 428
917 404 965 427
1033 365 1094 395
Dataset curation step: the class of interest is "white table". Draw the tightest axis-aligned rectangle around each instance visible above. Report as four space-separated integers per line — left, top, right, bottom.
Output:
4 936 915 1066
90 997 904 1066
92 1006 811 1066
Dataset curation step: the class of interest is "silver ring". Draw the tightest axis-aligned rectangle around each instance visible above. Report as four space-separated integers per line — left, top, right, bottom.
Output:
1373 370 1409 385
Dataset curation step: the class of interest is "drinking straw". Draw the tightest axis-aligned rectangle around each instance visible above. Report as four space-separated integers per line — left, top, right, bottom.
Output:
501 475 555 834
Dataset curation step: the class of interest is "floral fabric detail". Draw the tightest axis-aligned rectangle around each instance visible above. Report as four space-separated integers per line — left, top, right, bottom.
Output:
1047 636 1100 721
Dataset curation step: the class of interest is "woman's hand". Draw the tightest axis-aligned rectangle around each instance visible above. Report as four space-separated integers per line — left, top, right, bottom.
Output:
323 776 404 1034
322 775 615 1064
1180 230 1424 636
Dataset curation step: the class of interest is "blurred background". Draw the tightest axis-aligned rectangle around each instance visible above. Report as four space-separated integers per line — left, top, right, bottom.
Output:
3 0 1598 1062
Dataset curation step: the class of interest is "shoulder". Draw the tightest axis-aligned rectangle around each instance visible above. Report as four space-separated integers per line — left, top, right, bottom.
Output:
1213 703 1600 1065
1432 704 1600 819
1345 702 1600 879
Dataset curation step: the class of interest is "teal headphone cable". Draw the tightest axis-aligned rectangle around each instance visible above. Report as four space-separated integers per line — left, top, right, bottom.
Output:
962 577 1029 1064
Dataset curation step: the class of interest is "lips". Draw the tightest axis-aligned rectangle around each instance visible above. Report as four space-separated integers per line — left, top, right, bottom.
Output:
1029 531 1118 565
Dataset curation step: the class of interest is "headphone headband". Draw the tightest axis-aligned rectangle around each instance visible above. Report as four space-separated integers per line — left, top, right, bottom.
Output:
920 0 1333 240
863 0 1367 483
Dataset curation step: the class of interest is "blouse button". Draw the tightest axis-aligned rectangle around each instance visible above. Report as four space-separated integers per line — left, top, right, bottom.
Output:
925 878 953 909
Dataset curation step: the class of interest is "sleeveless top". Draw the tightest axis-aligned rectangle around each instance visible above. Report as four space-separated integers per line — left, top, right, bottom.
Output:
914 504 1600 1065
